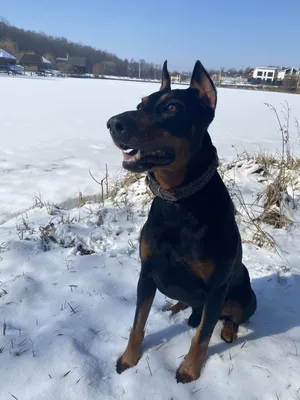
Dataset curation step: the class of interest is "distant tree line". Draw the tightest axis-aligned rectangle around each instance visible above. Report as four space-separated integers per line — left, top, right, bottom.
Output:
207 67 253 78
0 18 167 78
0 18 256 79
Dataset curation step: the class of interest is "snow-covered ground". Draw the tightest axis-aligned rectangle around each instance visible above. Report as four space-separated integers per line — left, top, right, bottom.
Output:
1 75 300 224
0 75 300 400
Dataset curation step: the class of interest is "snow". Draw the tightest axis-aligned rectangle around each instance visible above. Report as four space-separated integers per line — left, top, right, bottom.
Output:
0 49 17 60
0 75 300 400
41 57 52 64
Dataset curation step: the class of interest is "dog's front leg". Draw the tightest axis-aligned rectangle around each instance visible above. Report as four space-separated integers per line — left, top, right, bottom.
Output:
116 270 156 374
176 284 228 384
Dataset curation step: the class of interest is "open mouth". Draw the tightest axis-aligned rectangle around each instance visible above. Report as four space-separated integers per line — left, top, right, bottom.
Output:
119 144 174 170
122 147 139 161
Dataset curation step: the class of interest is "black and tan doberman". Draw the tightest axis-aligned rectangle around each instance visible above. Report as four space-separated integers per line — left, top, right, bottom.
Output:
107 60 257 383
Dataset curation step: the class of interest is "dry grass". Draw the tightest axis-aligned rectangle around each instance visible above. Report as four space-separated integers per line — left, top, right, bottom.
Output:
99 101 300 251
13 102 300 255
255 102 300 229
219 101 300 250
227 177 278 250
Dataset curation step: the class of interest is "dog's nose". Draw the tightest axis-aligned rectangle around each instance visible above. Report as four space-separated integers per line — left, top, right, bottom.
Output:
107 117 125 134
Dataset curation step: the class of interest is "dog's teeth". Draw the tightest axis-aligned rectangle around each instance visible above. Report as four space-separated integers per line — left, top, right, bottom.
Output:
123 148 135 154
135 150 141 160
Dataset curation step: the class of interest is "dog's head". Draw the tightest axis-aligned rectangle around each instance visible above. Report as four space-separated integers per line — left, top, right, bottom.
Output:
107 60 217 187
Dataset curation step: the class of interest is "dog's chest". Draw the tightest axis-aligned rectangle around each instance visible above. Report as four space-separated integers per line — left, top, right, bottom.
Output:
145 204 209 304
142 201 215 304
148 202 208 259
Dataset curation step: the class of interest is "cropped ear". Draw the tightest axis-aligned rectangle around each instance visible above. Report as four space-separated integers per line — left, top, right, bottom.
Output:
190 60 217 110
160 60 171 91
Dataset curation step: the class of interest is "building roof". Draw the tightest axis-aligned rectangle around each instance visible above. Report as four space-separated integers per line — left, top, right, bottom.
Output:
19 54 43 64
19 54 51 65
278 66 299 72
255 66 277 70
0 48 17 60
42 56 52 64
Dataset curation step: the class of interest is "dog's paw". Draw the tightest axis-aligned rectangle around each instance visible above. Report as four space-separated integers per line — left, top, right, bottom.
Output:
162 301 188 315
116 354 140 374
116 357 130 374
220 321 238 344
176 364 200 384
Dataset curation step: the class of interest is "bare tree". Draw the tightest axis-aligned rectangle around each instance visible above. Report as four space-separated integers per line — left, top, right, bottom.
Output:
282 76 298 92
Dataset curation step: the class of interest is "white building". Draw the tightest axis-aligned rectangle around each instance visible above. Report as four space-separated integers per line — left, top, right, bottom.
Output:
277 67 300 81
171 74 181 83
252 67 277 82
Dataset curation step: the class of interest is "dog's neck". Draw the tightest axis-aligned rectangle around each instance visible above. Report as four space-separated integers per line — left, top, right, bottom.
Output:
147 134 219 201
152 133 217 189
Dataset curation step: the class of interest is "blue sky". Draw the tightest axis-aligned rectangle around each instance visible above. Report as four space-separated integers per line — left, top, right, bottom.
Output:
1 0 299 71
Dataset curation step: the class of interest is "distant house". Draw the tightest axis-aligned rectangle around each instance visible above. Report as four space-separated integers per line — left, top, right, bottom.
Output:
98 61 116 75
277 67 300 81
252 67 277 82
19 54 52 73
56 53 87 74
0 48 17 71
211 73 220 83
68 56 87 74
171 74 181 83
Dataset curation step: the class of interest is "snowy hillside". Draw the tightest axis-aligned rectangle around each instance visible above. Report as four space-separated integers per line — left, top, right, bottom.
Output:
0 75 300 400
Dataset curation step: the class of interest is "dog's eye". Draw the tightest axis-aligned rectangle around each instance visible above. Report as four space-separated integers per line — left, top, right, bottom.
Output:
166 104 177 112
